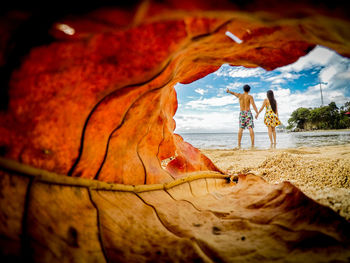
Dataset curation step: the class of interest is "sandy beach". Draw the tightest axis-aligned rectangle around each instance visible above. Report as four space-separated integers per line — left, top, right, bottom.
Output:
201 144 350 220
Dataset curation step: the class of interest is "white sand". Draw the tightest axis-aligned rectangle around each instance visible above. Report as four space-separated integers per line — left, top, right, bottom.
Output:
201 144 350 220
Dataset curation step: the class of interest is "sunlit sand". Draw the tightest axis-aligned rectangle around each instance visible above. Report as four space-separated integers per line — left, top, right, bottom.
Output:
202 144 350 220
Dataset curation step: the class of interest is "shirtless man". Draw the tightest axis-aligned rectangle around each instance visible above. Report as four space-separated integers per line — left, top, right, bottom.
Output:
226 85 258 148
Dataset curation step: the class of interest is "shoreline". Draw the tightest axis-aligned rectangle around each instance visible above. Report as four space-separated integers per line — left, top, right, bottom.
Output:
287 128 350 133
197 142 350 151
201 144 350 220
178 128 350 134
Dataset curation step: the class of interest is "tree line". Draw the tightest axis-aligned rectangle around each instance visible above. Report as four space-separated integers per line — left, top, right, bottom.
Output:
287 102 350 131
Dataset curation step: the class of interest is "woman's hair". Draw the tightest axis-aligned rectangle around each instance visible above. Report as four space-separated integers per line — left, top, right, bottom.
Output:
267 90 277 113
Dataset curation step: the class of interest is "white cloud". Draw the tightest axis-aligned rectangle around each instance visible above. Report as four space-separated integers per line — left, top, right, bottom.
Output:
186 95 234 109
317 53 350 99
265 71 301 84
214 64 266 78
320 65 337 83
271 78 286 84
174 111 236 133
337 69 350 80
226 82 245 90
277 45 334 72
337 70 350 79
194 88 208 95
273 44 350 118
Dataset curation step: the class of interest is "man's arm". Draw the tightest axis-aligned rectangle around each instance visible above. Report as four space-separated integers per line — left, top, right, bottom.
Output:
226 88 240 98
250 96 258 115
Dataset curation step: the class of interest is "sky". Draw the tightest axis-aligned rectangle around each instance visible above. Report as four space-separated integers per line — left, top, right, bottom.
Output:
174 45 350 133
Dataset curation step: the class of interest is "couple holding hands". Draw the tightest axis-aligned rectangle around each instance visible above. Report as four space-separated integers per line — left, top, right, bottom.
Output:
226 84 281 148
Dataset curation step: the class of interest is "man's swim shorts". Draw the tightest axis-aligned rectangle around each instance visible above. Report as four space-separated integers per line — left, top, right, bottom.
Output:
239 110 254 129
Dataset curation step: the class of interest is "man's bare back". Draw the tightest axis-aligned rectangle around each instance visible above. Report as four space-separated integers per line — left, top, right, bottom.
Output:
226 85 258 147
238 93 254 111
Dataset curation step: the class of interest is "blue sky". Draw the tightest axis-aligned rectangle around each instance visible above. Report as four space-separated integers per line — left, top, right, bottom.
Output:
174 45 350 133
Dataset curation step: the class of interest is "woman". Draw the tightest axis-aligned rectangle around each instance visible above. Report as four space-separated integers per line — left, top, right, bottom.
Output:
256 90 281 145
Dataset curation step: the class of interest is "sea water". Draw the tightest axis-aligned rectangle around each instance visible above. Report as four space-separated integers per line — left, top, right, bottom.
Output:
178 130 350 150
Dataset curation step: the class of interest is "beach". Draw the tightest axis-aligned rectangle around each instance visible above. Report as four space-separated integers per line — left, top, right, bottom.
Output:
201 144 350 220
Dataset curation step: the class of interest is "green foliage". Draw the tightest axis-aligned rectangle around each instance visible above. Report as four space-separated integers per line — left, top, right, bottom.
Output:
343 101 350 112
287 107 310 129
287 102 350 130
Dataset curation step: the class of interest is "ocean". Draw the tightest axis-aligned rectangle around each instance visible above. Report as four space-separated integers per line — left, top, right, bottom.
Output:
178 130 350 149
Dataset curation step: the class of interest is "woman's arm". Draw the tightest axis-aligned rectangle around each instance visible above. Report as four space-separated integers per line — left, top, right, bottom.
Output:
258 99 267 114
276 101 279 116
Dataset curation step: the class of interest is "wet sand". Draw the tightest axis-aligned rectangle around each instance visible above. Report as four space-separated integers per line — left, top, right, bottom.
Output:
201 144 350 220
